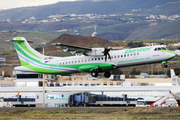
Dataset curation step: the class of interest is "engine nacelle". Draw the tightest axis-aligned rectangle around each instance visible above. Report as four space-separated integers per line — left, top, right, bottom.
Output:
83 48 105 56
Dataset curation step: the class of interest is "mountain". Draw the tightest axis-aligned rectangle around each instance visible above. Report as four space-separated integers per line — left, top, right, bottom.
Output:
0 0 179 20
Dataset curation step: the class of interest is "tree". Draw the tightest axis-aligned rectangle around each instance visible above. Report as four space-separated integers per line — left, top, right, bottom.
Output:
130 67 140 75
127 41 144 48
112 68 123 75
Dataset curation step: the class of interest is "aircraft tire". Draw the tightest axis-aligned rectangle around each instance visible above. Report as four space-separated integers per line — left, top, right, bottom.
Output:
104 72 111 78
91 72 98 77
163 64 168 68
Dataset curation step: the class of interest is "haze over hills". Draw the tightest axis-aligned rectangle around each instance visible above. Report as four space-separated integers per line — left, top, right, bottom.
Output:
0 0 180 40
0 0 179 20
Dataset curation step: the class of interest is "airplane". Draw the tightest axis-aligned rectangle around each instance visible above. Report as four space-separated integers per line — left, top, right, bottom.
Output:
169 69 180 105
11 37 175 78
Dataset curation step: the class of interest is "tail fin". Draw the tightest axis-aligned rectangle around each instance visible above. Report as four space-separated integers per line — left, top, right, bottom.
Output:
171 69 179 87
12 37 45 66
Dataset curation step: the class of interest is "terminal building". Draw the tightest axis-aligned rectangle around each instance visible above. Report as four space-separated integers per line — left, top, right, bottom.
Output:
0 72 177 107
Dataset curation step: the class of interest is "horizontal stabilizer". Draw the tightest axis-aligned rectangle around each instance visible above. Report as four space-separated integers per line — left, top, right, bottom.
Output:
5 39 33 43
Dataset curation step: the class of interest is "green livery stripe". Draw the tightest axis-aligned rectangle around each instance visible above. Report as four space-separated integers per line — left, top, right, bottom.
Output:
12 37 22 41
20 60 70 75
13 37 41 59
160 50 175 54
18 42 41 59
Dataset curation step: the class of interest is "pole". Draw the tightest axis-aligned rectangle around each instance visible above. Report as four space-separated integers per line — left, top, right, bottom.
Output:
43 72 45 107
43 47 44 56
43 46 45 107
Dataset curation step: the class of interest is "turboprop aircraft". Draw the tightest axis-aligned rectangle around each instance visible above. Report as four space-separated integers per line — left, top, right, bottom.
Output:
12 37 175 78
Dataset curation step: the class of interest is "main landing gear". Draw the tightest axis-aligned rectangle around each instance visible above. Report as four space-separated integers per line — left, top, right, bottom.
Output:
104 72 111 78
91 71 111 78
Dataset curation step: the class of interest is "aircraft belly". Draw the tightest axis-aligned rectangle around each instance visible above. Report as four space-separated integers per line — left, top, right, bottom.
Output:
78 63 114 72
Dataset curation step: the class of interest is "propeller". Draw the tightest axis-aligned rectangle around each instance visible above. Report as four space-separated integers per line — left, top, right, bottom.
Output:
103 45 111 61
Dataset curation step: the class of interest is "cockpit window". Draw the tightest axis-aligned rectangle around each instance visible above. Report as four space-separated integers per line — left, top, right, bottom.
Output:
154 48 157 51
161 47 166 50
158 48 161 51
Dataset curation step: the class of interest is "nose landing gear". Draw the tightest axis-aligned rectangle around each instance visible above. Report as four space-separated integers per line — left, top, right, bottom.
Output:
163 64 168 68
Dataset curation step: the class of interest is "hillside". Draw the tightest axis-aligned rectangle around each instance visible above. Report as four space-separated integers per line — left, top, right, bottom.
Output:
0 0 179 20
45 33 118 54
0 31 58 52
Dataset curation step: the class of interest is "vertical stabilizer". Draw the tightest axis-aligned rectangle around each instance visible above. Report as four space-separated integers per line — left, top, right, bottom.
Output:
171 69 179 87
12 37 45 66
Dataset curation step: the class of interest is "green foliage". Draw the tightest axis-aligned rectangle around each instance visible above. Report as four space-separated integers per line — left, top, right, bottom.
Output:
174 68 180 76
127 41 144 48
130 68 140 75
112 69 123 75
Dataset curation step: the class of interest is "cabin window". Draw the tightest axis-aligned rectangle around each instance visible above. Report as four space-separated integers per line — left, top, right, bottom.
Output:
101 57 103 60
161 47 166 50
114 56 116 58
72 61 74 64
121 55 123 57
82 60 83 62
134 53 136 55
118 55 119 58
59 63 61 65
62 62 64 65
127 54 129 57
69 62 71 64
111 56 113 59
75 61 77 63
66 62 67 64
78 60 80 63
95 58 97 60
98 58 100 60
124 55 126 57
137 53 139 55
85 59 87 62
92 58 93 61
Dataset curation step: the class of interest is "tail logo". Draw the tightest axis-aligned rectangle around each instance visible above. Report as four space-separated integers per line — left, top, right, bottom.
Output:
172 75 177 86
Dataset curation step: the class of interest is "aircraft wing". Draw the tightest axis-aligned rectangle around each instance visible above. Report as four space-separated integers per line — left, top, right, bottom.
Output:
51 43 92 54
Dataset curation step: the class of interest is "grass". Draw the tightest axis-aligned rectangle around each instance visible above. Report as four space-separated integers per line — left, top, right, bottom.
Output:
1 107 180 120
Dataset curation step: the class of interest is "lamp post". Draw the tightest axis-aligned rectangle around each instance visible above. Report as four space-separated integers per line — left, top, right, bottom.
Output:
38 42 47 107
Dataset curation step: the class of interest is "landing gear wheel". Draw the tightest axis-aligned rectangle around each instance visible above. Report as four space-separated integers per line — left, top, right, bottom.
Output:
91 72 98 77
163 64 168 68
104 72 111 78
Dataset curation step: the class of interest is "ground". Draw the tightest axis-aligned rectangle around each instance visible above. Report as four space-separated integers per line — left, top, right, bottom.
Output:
0 107 180 120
